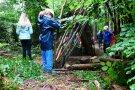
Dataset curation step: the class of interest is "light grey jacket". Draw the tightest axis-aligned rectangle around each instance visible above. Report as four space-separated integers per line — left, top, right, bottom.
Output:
16 26 33 40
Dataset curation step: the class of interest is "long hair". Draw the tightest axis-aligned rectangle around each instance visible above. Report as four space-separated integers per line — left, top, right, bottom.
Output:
18 13 31 27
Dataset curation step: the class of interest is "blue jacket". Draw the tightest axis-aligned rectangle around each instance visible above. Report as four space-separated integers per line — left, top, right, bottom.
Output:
103 31 113 44
97 31 103 39
16 26 33 40
37 16 61 50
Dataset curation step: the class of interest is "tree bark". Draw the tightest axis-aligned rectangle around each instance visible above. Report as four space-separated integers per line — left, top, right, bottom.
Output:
106 1 121 35
81 24 96 56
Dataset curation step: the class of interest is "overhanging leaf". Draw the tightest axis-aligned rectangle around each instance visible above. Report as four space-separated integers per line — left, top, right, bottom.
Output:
130 84 135 90
131 64 135 70
127 76 135 84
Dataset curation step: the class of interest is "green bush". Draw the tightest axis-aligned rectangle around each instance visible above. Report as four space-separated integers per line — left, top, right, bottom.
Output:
0 57 45 89
107 23 135 59
125 59 135 90
106 23 135 89
101 61 127 88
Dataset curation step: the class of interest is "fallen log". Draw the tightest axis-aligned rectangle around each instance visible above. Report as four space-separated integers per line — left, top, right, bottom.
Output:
65 63 100 70
68 56 98 63
99 58 129 63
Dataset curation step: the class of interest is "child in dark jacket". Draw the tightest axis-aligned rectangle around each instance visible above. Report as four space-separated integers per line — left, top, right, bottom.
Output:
37 8 61 74
97 30 103 48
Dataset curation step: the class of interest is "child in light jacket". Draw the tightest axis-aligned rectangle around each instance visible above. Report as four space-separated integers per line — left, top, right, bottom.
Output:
16 13 33 60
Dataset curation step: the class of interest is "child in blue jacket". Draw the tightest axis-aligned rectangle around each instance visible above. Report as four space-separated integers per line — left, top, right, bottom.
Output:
37 8 61 74
103 26 113 53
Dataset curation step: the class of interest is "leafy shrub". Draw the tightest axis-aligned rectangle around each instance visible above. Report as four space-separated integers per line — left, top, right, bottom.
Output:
0 63 19 90
101 61 127 88
107 23 135 59
0 57 45 89
106 23 135 89
125 59 135 90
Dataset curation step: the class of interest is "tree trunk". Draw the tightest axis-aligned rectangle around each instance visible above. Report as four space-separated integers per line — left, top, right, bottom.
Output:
93 21 97 40
81 24 96 56
106 1 121 35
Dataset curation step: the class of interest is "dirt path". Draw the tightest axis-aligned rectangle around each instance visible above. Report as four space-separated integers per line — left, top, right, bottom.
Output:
20 73 90 90
94 42 104 56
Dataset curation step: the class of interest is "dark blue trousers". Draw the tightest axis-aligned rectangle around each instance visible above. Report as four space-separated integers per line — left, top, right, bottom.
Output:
103 43 110 53
98 39 102 48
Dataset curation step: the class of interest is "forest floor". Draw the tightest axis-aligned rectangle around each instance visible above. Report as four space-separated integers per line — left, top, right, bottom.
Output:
0 42 104 90
19 42 104 90
0 42 128 90
19 72 90 90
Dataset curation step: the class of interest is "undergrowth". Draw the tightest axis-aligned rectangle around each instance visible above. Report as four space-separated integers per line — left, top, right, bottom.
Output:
74 71 105 90
0 57 45 89
107 23 135 89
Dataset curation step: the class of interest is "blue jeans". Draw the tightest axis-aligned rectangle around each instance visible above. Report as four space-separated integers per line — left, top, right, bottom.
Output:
41 49 53 73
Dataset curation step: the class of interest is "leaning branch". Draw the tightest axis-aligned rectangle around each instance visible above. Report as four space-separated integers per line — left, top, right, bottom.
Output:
59 0 67 18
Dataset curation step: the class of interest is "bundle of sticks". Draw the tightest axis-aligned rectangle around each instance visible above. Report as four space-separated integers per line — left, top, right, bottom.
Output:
54 3 91 67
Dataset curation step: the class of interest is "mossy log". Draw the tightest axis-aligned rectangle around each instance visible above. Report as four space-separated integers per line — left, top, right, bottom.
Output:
65 63 100 70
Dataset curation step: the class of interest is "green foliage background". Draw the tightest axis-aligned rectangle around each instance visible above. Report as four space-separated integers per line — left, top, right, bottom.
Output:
0 0 135 89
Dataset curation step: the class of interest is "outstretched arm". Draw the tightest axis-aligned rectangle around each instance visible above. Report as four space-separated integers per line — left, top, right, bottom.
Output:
49 18 61 29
